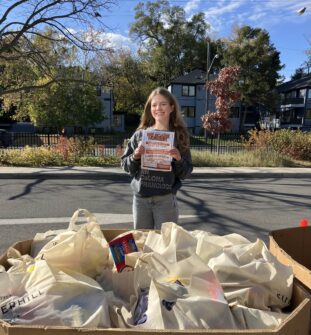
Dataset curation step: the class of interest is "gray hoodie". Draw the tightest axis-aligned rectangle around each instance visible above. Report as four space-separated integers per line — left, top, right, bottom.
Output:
121 129 193 197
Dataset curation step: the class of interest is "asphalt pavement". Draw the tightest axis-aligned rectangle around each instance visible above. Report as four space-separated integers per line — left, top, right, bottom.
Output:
0 165 311 178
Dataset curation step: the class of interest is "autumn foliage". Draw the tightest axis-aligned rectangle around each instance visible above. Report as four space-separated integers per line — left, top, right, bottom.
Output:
202 66 241 134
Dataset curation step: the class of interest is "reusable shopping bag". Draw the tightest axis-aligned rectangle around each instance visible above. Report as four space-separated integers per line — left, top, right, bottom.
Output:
193 229 251 261
32 209 110 277
142 222 292 326
143 222 197 262
116 252 237 330
231 304 288 329
30 208 97 258
196 232 293 310
0 248 33 304
0 251 111 327
96 267 137 304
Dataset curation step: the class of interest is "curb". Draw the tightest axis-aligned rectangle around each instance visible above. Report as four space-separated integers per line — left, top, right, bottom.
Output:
190 172 311 179
1 167 311 179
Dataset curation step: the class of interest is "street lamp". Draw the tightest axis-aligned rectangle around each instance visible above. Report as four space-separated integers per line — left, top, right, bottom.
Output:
208 54 219 74
204 40 219 140
205 52 219 113
297 7 307 15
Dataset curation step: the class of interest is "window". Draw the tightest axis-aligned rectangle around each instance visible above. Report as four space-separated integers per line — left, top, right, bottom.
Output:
113 115 122 128
286 91 297 98
181 106 195 117
307 89 311 99
96 86 102 96
230 107 240 118
306 109 311 119
298 89 306 98
182 85 196 97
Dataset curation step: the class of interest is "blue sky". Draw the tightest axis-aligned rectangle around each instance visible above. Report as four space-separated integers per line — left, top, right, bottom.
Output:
101 0 311 81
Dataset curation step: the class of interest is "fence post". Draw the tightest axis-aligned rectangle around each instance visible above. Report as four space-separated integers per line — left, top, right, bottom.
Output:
217 132 220 155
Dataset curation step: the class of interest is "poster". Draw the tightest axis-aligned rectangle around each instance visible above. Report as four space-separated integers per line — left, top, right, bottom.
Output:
141 130 174 171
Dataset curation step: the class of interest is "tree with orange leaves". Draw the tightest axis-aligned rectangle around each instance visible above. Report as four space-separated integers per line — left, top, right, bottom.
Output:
202 66 241 135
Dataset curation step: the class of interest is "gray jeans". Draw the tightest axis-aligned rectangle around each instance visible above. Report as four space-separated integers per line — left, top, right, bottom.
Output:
133 193 179 230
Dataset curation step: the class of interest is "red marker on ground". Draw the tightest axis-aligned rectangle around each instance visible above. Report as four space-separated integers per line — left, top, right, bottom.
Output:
299 219 309 227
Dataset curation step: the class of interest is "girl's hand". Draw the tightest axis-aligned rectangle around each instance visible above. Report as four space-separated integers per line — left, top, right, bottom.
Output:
169 147 181 161
133 142 145 160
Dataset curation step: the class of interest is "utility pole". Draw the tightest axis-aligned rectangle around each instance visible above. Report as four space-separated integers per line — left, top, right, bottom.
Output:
205 40 211 114
204 40 211 141
204 40 219 141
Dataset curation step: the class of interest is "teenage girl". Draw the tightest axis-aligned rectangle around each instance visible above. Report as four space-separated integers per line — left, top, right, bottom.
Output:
121 87 193 229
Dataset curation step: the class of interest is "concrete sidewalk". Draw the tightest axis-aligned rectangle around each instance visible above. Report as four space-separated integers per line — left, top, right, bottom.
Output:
0 166 310 178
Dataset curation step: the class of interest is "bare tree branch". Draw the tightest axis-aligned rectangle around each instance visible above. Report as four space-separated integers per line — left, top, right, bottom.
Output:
0 0 28 26
0 0 116 96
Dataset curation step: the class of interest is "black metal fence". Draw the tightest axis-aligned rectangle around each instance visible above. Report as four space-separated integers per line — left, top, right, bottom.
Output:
0 132 248 155
190 132 248 153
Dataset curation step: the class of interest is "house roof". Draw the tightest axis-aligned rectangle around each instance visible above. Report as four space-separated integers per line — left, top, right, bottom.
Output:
276 74 311 93
170 69 207 85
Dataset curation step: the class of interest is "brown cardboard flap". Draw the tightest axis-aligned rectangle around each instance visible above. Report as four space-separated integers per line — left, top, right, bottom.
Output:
269 227 311 289
270 227 311 268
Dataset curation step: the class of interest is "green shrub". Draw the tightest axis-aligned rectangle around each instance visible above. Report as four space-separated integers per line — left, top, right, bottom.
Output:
1 132 310 167
0 147 64 167
78 156 120 167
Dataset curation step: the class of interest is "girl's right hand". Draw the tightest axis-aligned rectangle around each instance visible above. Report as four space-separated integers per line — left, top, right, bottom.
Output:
133 142 145 160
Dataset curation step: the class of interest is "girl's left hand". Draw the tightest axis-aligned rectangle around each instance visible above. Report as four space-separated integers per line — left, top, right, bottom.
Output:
169 147 181 161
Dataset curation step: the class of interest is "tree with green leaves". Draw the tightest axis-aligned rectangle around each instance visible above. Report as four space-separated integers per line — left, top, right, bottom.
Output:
1 28 78 112
130 0 210 87
291 67 308 80
221 25 283 125
103 50 154 115
1 28 104 129
290 47 311 80
19 71 103 131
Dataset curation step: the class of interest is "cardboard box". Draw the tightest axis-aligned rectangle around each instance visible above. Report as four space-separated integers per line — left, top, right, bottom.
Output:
269 226 311 334
0 230 310 335
269 227 311 289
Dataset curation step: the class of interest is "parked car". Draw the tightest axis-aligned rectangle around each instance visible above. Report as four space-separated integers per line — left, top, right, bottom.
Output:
0 129 12 147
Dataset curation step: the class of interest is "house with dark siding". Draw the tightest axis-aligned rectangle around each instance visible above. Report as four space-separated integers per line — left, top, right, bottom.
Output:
276 75 311 130
167 69 243 134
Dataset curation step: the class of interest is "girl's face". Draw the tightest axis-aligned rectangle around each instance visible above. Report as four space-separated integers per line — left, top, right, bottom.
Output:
150 94 174 124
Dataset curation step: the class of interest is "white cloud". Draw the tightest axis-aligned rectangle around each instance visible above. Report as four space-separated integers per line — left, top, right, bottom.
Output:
199 0 311 37
67 28 77 35
205 1 244 17
202 0 247 36
83 31 137 52
184 0 201 15
103 32 135 50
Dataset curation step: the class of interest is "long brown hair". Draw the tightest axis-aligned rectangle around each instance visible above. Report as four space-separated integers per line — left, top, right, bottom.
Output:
138 87 190 153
